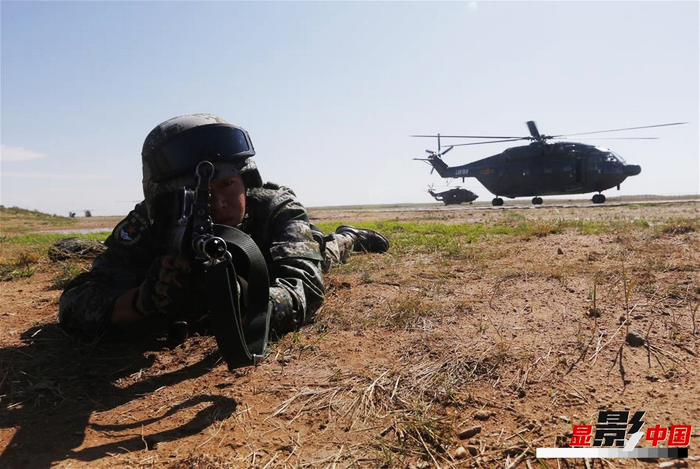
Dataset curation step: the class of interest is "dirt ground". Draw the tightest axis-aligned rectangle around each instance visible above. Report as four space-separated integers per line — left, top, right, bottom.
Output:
0 200 698 468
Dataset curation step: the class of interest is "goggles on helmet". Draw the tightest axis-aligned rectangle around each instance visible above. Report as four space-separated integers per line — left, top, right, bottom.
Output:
145 124 254 183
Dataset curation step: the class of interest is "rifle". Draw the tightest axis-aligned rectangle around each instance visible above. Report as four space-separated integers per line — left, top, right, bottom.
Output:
169 161 271 370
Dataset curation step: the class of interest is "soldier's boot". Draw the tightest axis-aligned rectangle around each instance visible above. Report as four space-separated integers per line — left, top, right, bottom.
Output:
310 224 327 253
168 320 190 345
335 225 390 253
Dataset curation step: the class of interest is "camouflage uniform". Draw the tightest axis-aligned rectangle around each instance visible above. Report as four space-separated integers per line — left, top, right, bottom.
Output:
58 113 377 343
58 182 353 341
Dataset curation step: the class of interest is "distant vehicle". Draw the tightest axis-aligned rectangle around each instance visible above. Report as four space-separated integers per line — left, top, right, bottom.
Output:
413 121 686 206
428 186 478 205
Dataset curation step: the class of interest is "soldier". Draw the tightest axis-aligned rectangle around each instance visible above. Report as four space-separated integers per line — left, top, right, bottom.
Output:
58 113 389 345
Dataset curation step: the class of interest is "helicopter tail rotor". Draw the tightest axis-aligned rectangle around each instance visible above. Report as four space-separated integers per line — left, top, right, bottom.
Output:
425 145 454 174
417 133 454 172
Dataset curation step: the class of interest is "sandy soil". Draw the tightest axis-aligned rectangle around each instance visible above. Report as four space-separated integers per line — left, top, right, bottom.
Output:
0 200 698 468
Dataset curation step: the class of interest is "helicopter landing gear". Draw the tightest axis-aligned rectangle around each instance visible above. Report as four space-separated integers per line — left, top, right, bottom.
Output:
492 197 504 206
532 197 543 205
592 193 606 204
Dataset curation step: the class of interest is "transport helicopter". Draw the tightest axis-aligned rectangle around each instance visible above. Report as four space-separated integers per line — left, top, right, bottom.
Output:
428 185 478 205
413 121 686 206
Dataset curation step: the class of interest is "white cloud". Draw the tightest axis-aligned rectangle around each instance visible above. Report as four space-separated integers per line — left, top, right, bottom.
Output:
467 2 478 12
2 172 108 180
0 145 47 162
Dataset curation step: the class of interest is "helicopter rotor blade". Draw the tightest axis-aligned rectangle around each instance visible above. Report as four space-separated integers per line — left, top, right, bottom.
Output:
527 121 542 140
441 145 455 155
573 137 660 140
550 122 687 138
449 137 529 147
411 122 686 142
411 134 523 139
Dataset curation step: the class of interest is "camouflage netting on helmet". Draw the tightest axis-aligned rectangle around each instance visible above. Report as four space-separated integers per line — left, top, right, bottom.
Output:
48 237 107 261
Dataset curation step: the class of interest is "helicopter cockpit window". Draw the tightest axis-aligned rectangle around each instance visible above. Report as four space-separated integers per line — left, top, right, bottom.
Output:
594 147 625 165
609 151 626 164
599 152 623 165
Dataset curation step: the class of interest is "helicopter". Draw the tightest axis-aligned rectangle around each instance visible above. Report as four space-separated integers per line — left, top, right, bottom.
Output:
428 184 478 205
413 121 686 206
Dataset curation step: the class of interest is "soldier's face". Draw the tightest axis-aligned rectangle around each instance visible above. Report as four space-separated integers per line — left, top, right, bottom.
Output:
210 173 246 226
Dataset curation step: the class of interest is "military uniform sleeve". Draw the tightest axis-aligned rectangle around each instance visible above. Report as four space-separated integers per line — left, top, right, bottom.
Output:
244 185 325 338
58 202 156 339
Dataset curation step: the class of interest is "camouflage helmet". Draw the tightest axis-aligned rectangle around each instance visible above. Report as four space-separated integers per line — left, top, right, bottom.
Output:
141 113 262 218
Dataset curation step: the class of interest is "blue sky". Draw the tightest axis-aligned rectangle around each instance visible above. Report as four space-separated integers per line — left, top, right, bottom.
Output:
1 1 698 216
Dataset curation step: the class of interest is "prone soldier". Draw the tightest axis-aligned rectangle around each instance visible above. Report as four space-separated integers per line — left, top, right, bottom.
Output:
58 114 389 366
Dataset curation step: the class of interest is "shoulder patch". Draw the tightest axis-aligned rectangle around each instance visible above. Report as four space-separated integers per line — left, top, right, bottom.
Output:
112 211 149 246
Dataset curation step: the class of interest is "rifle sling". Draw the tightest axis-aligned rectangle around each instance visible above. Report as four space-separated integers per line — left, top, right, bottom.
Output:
205 225 271 370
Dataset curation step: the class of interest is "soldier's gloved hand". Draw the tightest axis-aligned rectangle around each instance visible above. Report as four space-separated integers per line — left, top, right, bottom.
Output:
133 253 193 318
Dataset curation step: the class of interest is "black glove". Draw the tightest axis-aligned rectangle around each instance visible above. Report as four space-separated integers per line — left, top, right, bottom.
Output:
133 253 193 318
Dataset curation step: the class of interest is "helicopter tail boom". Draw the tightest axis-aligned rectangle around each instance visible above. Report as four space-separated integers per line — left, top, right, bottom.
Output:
427 189 443 201
424 154 456 178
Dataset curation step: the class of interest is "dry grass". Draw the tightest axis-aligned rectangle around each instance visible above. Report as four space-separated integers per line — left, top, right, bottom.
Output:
0 249 40 281
1 201 699 467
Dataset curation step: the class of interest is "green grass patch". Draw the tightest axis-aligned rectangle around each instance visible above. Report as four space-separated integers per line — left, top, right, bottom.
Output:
315 220 565 257
557 219 613 235
317 220 489 257
0 264 35 281
2 232 110 246
316 217 699 251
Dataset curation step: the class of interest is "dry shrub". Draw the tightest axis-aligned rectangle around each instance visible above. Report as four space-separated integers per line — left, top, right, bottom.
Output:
661 222 696 235
14 250 39 266
385 293 433 330
528 222 561 238
0 250 40 281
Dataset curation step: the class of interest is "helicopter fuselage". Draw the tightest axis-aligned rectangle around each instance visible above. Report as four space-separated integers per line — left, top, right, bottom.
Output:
428 187 478 205
429 142 641 199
